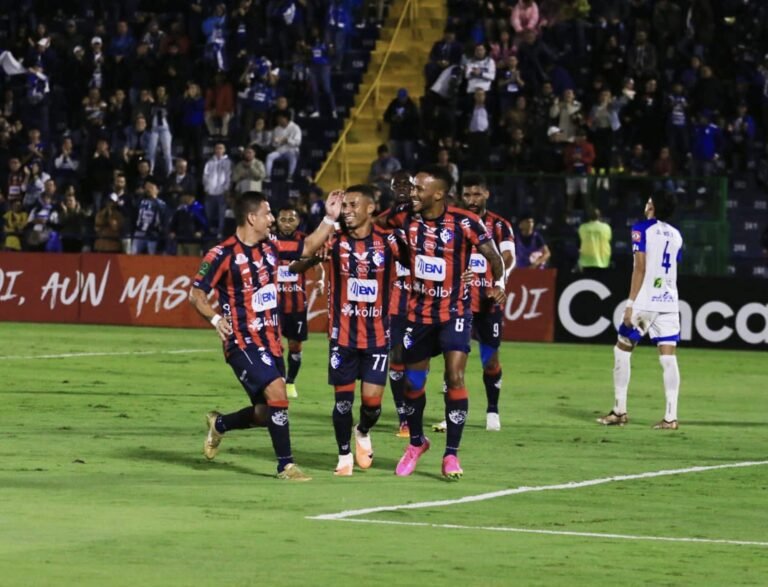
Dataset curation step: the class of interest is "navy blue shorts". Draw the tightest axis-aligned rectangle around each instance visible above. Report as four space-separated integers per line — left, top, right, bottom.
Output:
280 310 309 342
401 316 473 364
472 307 503 349
389 314 408 350
227 346 286 404
328 343 389 387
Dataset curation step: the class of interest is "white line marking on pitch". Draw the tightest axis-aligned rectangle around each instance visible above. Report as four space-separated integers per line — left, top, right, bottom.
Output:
335 519 768 547
0 349 215 360
309 460 768 521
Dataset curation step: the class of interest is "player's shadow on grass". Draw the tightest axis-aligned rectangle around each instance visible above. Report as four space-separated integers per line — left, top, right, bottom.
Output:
682 420 768 428
120 447 274 478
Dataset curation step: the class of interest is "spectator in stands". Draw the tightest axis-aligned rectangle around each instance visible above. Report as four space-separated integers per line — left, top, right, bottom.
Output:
490 30 515 69
500 94 529 136
549 88 582 142
464 43 496 97
169 192 207 257
89 138 117 213
147 85 174 178
665 82 689 166
577 207 612 272
110 20 137 60
2 198 26 251
588 89 622 172
164 158 198 209
327 0 353 70
110 173 134 252
24 187 58 251
23 163 51 211
628 78 664 156
691 65 724 117
626 30 658 80
131 180 166 255
435 147 459 187
180 83 205 169
123 114 150 171
383 88 420 171
205 72 235 137
53 137 80 184
368 144 402 197
563 129 595 211
627 143 650 176
653 146 677 181
511 0 541 39
232 147 267 194
515 213 550 269
94 193 125 253
497 54 525 115
202 143 232 238
248 116 273 160
265 111 302 181
689 112 722 177
308 32 338 119
57 189 88 253
726 102 756 174
464 88 492 170
425 29 463 88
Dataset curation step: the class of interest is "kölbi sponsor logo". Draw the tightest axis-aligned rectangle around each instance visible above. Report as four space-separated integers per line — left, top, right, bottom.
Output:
347 278 378 302
414 255 446 281
557 278 768 345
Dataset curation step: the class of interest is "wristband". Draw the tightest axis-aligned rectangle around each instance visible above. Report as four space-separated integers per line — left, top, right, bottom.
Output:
625 299 634 309
210 314 222 327
322 215 335 226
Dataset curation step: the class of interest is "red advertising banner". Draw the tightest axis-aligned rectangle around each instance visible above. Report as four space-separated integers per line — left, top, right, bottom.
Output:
0 253 554 341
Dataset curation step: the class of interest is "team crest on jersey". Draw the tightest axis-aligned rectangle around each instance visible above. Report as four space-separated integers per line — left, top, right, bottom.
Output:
265 252 276 266
235 253 249 265
372 251 385 267
259 351 273 367
330 349 342 369
448 409 467 425
632 230 642 242
271 410 288 426
439 228 454 244
403 328 414 349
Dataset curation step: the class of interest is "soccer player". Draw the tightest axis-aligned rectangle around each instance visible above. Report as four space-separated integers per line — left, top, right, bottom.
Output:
381 166 506 480
293 184 406 476
272 205 325 399
597 191 683 430
382 170 414 438
434 174 516 432
189 190 342 480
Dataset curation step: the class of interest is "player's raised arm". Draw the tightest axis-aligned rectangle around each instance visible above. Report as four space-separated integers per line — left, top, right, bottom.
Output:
477 239 507 305
302 189 343 256
624 250 646 326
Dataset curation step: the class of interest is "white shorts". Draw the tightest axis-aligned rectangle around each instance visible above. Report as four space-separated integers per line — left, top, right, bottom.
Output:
618 310 680 346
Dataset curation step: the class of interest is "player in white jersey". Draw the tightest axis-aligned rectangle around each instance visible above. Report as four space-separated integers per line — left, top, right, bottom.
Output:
598 191 684 430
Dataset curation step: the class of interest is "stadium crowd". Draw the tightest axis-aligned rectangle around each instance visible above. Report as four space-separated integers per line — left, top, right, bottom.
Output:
1 0 767 272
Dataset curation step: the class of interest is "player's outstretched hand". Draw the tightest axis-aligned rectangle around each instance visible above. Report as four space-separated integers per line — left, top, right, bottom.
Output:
325 189 344 220
460 269 474 285
215 316 233 342
490 285 507 306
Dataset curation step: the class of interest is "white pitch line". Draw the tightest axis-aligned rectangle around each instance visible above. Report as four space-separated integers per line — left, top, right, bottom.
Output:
0 349 215 360
309 460 768 521
336 519 768 548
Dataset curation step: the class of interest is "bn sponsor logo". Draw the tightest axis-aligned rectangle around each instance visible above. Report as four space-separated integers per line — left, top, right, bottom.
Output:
277 265 299 283
252 284 278 311
415 255 446 281
469 253 487 274
347 278 378 302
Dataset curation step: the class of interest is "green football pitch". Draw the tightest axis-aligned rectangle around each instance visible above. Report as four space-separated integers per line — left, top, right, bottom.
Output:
1 322 766 586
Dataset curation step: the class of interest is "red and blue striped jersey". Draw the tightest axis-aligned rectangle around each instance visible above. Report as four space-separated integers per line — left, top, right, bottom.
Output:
389 206 492 324
271 231 307 314
193 235 283 357
328 225 401 350
378 207 411 317
469 210 514 313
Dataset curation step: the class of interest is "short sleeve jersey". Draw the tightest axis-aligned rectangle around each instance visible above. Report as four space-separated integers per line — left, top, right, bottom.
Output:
469 210 514 313
327 225 402 349
389 205 492 323
272 231 307 314
631 219 684 313
378 207 411 317
193 236 283 357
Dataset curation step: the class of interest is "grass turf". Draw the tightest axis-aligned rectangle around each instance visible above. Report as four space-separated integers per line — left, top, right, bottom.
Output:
0 322 766 586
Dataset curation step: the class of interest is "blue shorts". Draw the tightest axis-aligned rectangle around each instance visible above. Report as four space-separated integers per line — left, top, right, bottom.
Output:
280 310 309 342
402 316 473 364
472 307 503 349
389 314 408 350
328 343 389 387
227 346 286 404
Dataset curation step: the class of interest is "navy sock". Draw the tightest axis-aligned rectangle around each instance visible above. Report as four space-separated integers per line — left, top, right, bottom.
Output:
332 391 354 454
444 390 469 457
266 405 293 472
389 366 407 424
483 367 502 413
216 406 255 433
287 351 302 384
404 392 426 446
358 402 381 435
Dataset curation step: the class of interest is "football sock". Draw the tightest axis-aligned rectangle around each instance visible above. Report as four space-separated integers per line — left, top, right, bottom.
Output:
286 351 302 384
358 396 382 434
444 387 468 457
332 389 355 455
266 401 293 473
482 365 502 413
659 354 680 421
389 363 407 424
404 389 426 446
613 346 632 414
216 406 256 433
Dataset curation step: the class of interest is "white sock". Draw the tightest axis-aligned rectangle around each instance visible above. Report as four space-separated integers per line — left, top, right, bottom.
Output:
659 354 680 421
613 346 632 414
